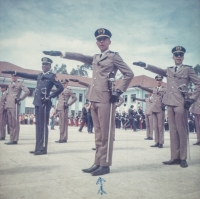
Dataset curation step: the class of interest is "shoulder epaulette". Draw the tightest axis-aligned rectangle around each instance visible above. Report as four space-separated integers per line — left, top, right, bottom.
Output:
168 66 174 68
109 51 119 55
183 65 192 68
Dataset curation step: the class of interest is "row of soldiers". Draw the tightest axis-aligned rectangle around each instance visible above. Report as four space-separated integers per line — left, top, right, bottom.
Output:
1 28 200 175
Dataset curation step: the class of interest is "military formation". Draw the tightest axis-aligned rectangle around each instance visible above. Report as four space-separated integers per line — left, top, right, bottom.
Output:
0 28 200 176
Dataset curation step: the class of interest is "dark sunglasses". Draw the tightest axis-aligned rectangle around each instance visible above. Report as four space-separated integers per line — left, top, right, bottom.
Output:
173 52 184 57
96 36 109 42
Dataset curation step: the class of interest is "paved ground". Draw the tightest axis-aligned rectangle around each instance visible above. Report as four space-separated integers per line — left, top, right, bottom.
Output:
0 125 200 199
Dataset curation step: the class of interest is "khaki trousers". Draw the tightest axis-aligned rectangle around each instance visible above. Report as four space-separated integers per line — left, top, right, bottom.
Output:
59 109 68 141
0 110 7 138
146 114 153 138
194 114 200 142
152 111 165 144
7 106 20 142
168 106 188 160
91 102 115 167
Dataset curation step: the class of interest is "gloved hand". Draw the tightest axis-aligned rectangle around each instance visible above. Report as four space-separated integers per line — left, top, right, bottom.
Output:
161 103 166 111
43 51 61 56
41 96 51 105
184 99 195 110
64 102 69 109
133 61 146 67
15 98 21 104
2 70 15 75
69 79 79 82
110 89 123 103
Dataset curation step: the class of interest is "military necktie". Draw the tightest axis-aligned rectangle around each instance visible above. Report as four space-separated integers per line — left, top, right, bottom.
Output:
175 66 178 72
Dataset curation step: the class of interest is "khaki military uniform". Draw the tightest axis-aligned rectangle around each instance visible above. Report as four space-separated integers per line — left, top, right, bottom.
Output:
146 64 200 160
5 81 30 142
62 51 134 166
0 91 7 139
136 97 153 138
57 88 77 141
151 86 166 144
190 94 200 143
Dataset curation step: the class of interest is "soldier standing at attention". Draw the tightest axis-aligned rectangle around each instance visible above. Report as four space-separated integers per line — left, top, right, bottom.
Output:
0 85 8 141
133 46 200 168
56 79 77 143
4 74 30 145
43 28 134 175
2 57 63 155
190 93 200 146
132 92 153 140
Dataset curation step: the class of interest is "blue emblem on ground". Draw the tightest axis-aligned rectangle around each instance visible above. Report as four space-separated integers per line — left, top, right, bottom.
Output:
96 177 106 195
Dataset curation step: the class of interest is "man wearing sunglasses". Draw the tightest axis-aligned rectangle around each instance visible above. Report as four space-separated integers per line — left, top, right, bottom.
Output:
133 46 200 168
43 28 134 176
2 57 63 155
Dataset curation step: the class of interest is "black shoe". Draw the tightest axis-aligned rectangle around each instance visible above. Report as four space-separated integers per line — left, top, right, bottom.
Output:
162 159 181 165
158 144 163 148
34 150 47 155
5 141 18 145
59 140 67 143
82 165 100 173
55 140 61 143
180 160 188 168
149 137 153 140
91 166 110 176
151 143 159 147
78 130 82 132
144 137 150 140
29 150 35 154
193 141 200 145
92 148 96 150
0 137 5 140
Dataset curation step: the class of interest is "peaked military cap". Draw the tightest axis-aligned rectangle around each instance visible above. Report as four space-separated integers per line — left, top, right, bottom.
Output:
61 79 69 84
0 84 8 89
94 28 112 39
155 75 163 81
41 57 53 64
171 46 186 54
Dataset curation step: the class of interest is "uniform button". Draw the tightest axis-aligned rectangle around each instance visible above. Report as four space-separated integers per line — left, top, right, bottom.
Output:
173 82 174 83
172 87 173 88
93 84 94 86
94 77 96 79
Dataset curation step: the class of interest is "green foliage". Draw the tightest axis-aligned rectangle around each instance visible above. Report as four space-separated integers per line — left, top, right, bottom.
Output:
69 64 92 77
51 64 68 74
193 64 200 76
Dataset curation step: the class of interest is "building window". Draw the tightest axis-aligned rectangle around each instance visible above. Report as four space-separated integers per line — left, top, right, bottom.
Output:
79 94 83 102
131 94 136 102
71 110 75 116
25 107 35 114
145 94 149 98
124 95 127 103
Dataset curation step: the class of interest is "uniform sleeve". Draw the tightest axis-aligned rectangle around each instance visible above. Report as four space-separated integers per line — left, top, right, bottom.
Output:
68 90 77 106
188 68 200 100
138 85 153 93
145 64 167 77
16 72 38 80
62 52 93 65
113 54 134 92
49 74 64 98
20 83 30 100
135 97 146 102
78 80 90 87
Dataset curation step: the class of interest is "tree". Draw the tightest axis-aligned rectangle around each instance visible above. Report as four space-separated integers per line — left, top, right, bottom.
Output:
193 64 200 76
51 64 68 74
69 64 92 77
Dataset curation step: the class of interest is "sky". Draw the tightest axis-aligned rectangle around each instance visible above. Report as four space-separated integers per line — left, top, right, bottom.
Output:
0 0 200 78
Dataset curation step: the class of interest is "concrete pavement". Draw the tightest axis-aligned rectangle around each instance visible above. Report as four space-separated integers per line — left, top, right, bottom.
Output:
0 125 200 199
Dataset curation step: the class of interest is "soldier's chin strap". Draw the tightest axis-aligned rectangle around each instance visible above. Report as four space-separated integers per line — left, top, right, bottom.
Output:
178 84 191 160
